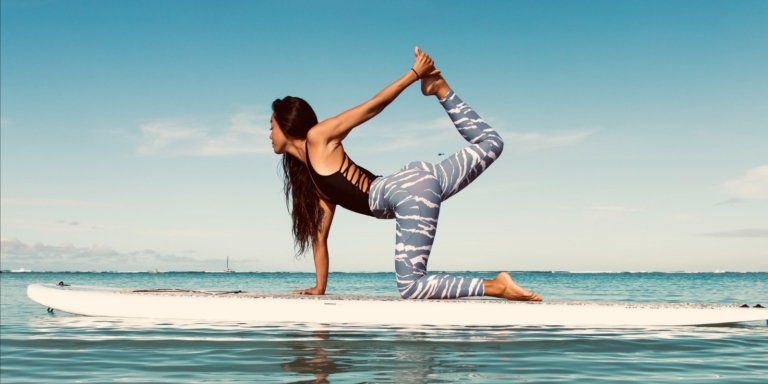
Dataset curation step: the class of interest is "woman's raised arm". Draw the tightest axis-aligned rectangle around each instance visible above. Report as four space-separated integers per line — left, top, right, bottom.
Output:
309 47 436 144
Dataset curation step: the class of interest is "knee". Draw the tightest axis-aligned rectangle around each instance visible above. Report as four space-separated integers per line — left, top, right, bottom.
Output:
491 131 504 157
396 275 423 299
479 131 504 159
397 283 416 299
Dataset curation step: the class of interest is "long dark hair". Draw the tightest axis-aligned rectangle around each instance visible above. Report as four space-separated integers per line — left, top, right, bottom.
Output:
272 96 322 257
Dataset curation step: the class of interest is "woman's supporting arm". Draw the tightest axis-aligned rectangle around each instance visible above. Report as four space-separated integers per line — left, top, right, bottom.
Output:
291 197 335 295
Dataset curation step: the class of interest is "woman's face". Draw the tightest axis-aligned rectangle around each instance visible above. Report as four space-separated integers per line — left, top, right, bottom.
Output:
269 114 287 154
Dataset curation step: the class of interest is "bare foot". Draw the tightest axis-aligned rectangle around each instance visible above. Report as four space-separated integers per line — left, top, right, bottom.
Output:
487 272 542 301
420 70 449 98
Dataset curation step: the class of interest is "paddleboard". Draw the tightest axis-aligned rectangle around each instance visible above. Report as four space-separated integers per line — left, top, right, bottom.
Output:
27 283 768 327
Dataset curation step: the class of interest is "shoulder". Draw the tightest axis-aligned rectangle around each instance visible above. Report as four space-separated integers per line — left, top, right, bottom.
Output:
307 122 343 152
308 116 343 143
306 124 324 144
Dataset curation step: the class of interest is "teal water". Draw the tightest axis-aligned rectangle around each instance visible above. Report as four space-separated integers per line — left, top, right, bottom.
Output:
1 272 767 383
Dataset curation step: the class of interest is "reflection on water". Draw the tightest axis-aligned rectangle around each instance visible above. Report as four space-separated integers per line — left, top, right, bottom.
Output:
6 312 768 383
282 330 345 384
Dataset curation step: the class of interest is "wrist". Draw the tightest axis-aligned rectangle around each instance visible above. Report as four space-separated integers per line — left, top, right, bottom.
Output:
410 67 420 80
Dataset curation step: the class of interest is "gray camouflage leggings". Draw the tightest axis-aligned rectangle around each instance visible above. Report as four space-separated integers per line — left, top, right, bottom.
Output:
368 91 504 299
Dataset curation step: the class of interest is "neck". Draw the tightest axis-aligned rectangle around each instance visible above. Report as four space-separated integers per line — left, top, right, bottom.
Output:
284 138 307 164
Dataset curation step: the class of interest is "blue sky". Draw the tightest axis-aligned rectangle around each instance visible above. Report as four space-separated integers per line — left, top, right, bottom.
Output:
2 0 766 272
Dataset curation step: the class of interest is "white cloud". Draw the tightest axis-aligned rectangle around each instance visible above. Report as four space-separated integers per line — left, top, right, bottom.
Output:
589 205 637 214
0 197 119 208
722 165 768 201
0 237 222 271
137 110 272 157
361 117 593 153
667 213 696 223
715 198 743 206
362 117 456 153
135 109 593 157
699 229 768 238
501 130 594 150
588 206 639 215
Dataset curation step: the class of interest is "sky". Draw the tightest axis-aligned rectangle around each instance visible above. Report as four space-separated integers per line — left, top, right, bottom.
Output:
1 0 766 273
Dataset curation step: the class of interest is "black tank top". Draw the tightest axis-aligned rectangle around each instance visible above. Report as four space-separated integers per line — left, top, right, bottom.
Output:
305 143 379 216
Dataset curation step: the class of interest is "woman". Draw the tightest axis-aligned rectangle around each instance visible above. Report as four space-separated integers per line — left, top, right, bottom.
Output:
270 47 541 301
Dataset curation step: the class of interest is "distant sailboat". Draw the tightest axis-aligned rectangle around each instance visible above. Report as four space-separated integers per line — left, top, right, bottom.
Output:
224 256 235 273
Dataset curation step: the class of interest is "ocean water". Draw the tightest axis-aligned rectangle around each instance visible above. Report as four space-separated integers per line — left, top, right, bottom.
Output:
1 271 767 383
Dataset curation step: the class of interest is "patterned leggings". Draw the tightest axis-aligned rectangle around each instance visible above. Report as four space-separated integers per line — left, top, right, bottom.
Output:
368 91 504 299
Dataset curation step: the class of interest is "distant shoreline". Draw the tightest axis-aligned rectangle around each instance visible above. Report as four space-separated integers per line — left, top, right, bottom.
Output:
2 270 766 274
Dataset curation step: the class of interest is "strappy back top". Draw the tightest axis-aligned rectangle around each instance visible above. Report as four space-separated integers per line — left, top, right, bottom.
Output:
305 142 379 216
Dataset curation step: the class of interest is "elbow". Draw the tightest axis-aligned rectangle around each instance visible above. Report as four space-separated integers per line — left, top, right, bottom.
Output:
312 237 328 249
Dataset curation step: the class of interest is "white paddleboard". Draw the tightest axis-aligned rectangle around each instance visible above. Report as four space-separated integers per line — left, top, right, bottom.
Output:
27 283 768 327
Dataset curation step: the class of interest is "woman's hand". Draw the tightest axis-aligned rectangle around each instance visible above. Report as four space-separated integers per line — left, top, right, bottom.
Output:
290 286 325 295
412 46 438 78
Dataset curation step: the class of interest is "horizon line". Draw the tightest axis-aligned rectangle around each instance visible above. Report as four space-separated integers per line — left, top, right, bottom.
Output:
3 269 766 274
